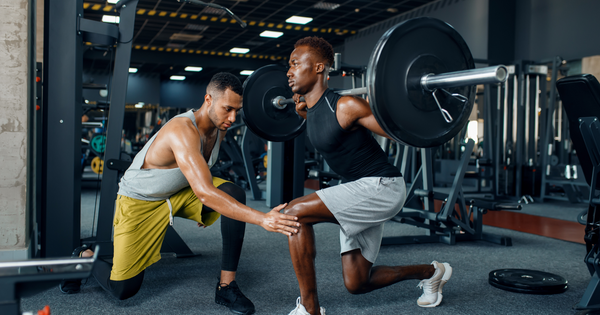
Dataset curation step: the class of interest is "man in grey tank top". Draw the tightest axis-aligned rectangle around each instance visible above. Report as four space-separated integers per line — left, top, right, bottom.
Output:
284 37 452 315
65 73 300 315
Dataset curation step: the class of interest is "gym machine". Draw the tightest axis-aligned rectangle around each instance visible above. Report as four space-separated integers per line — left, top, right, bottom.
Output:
0 247 99 315
556 74 600 310
540 58 590 203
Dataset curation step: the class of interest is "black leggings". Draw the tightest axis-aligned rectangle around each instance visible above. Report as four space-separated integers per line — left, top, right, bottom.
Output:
96 182 247 300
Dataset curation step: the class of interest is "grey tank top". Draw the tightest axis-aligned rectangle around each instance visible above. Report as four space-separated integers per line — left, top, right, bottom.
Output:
117 110 221 201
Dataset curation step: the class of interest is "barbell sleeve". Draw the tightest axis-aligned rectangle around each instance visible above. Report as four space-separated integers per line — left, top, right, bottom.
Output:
420 65 508 92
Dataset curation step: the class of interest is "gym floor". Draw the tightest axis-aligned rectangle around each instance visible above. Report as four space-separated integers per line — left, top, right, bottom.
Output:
20 180 592 314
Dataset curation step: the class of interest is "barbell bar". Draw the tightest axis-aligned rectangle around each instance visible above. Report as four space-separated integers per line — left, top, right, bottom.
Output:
273 65 508 108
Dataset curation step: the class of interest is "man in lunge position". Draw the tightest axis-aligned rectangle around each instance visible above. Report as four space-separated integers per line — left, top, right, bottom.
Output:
283 37 453 315
62 72 300 315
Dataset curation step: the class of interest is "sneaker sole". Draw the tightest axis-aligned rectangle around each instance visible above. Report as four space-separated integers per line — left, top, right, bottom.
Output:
215 297 256 315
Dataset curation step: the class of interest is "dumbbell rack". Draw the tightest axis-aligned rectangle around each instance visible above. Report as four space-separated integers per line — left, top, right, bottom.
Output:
382 139 515 246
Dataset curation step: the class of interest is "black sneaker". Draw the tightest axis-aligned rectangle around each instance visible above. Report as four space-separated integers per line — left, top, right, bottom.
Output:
59 244 91 294
215 281 256 315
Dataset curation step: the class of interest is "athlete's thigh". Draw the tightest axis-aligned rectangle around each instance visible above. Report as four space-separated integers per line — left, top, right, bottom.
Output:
284 192 338 224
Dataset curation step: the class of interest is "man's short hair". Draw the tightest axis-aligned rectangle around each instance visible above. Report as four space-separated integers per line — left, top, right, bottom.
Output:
207 72 243 97
294 36 334 68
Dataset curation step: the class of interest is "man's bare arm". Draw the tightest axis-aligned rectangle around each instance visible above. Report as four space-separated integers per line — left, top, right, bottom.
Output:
337 96 395 141
167 121 299 235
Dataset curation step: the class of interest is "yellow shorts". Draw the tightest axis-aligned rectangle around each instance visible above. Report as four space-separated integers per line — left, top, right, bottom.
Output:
111 177 229 281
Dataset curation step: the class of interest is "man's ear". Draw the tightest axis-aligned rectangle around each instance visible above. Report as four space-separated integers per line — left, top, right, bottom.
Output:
204 94 212 107
315 62 325 74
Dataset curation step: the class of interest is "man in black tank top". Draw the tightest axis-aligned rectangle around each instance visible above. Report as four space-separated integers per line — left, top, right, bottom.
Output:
284 37 453 315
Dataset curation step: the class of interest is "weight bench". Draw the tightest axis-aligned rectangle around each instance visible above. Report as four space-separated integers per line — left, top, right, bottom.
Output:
0 246 99 315
556 74 600 310
382 139 520 246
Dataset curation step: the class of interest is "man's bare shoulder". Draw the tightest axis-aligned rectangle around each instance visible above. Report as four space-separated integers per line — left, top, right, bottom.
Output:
337 95 370 117
160 117 198 137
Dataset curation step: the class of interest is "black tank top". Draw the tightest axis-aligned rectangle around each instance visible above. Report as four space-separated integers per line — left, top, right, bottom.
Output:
306 89 402 182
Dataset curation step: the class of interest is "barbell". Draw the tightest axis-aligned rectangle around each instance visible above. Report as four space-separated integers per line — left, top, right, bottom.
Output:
241 17 509 148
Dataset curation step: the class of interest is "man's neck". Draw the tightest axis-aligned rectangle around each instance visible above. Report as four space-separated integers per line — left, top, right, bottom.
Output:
194 108 217 137
305 81 328 108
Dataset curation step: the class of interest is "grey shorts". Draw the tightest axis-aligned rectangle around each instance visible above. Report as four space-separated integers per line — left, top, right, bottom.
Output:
316 176 406 263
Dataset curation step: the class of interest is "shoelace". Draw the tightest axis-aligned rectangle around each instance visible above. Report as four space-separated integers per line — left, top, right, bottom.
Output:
417 278 441 294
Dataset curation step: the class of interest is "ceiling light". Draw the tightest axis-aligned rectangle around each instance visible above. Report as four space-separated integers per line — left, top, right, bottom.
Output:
107 0 119 4
185 66 203 72
260 31 283 38
230 47 249 54
240 70 254 76
102 15 120 24
129 68 138 73
170 75 186 81
170 33 203 42
135 102 144 108
313 2 341 10
286 16 313 25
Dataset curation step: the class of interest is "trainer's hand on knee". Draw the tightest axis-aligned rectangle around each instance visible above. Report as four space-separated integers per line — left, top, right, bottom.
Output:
261 203 300 236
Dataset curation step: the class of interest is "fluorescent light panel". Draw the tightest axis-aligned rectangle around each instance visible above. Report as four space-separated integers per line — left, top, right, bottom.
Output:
240 70 254 76
135 102 145 108
230 47 250 54
107 0 119 4
286 16 313 25
102 15 120 23
185 66 203 72
128 68 138 73
170 75 186 81
260 31 283 38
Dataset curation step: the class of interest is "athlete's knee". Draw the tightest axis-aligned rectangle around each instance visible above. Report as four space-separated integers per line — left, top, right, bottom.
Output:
109 271 144 300
283 202 310 221
343 276 369 295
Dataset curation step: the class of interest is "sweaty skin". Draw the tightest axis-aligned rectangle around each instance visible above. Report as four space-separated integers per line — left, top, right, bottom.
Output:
82 88 301 286
285 45 435 315
143 88 300 236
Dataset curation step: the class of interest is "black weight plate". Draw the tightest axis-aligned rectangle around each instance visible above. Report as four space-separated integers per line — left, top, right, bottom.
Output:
489 269 568 295
367 17 475 148
242 64 306 142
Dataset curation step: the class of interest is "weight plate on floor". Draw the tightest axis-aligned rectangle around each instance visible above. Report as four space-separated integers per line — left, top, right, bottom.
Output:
367 17 475 148
242 64 306 142
489 269 568 294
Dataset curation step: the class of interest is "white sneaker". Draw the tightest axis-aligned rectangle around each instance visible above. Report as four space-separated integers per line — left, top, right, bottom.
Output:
288 297 326 315
416 261 452 308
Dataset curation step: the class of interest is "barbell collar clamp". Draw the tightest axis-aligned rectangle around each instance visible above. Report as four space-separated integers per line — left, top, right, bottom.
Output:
420 65 508 92
273 96 289 109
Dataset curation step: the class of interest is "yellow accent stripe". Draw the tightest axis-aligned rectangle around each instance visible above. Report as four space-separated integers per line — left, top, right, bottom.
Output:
83 3 358 35
130 45 290 60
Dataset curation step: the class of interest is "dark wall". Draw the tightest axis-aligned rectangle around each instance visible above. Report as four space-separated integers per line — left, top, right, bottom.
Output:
160 80 207 109
126 74 160 104
338 0 489 90
515 0 600 61
82 72 160 105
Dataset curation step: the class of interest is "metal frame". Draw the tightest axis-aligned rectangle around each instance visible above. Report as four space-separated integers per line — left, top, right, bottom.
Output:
266 134 306 207
382 139 513 246
41 0 85 258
